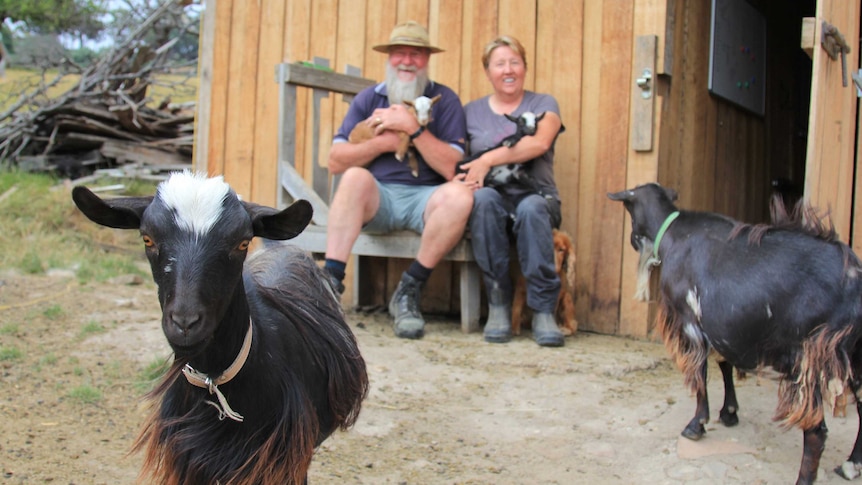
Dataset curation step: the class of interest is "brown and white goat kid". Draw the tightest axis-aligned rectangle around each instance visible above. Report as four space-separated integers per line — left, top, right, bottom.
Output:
72 171 368 485
348 94 441 177
609 182 862 485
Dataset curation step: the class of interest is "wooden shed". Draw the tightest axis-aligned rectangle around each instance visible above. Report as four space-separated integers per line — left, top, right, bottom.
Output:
193 0 861 338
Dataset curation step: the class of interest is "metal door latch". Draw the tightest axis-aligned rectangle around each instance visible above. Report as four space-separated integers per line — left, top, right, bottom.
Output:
821 21 852 87
636 69 652 99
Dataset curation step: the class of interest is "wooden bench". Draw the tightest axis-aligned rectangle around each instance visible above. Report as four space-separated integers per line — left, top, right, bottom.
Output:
275 60 481 333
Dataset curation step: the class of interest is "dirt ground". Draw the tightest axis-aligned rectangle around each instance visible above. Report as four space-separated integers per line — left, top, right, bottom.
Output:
1 269 860 484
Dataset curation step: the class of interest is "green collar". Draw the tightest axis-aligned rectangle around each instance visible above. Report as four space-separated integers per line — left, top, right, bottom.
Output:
653 211 680 259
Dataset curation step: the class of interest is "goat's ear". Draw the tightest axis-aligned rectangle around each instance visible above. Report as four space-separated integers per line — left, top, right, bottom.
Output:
430 94 442 104
662 186 679 202
536 112 546 121
246 199 313 240
403 99 414 107
72 186 151 229
504 113 518 122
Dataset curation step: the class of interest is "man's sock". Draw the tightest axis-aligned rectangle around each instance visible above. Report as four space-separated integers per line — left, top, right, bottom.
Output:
324 259 346 283
406 260 432 283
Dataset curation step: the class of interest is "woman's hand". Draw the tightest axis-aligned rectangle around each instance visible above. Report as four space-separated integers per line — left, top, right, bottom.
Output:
458 156 492 189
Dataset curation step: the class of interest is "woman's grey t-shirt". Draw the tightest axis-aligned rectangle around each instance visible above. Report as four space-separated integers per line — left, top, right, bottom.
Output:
463 91 564 199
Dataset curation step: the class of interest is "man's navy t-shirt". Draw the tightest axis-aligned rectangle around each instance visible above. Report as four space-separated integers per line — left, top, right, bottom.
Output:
333 82 466 186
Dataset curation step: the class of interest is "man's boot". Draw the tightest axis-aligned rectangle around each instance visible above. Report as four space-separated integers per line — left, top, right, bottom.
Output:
532 312 564 347
388 272 425 339
483 282 512 343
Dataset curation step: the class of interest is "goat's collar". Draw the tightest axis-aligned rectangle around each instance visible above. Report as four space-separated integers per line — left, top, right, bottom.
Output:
653 211 680 259
181 321 253 422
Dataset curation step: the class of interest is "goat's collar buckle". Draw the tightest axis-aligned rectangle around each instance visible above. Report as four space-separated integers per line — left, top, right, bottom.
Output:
653 211 680 260
180 320 253 423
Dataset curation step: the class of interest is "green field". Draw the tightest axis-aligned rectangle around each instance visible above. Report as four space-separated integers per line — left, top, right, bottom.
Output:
0 171 156 281
0 67 199 113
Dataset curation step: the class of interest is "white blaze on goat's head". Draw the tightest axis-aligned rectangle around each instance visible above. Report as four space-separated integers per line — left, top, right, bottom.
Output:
521 112 538 134
157 171 232 237
405 94 441 126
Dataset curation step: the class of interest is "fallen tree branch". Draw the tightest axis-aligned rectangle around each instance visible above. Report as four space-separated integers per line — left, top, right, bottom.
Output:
0 0 197 173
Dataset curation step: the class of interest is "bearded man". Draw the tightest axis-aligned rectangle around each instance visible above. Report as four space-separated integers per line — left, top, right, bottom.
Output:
324 21 472 340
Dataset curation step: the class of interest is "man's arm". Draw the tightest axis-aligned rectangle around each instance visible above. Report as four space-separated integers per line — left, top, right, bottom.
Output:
410 129 463 180
367 103 463 180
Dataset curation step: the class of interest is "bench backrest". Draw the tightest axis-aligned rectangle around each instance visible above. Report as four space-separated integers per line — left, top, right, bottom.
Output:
275 60 376 225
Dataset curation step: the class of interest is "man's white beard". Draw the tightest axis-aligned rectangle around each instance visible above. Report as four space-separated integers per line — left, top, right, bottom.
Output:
385 64 430 106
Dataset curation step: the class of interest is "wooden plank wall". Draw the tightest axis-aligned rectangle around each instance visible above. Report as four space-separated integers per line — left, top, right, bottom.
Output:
196 0 658 336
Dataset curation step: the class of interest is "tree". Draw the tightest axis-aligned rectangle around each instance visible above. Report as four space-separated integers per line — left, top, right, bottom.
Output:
0 0 105 42
106 0 199 63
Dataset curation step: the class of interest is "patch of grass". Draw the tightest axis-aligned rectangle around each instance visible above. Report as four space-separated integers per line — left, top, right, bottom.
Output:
79 320 105 337
104 360 123 380
0 323 20 335
20 251 45 274
39 353 58 366
43 304 65 320
75 255 147 283
34 352 58 372
0 68 82 112
66 385 101 405
0 346 23 361
0 68 199 112
0 170 154 282
73 366 84 376
135 358 170 393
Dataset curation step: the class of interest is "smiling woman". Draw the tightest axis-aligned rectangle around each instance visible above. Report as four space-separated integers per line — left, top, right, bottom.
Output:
461 34 568 347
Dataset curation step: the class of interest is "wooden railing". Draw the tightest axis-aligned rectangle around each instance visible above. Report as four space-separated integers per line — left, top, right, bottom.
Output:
275 61 481 332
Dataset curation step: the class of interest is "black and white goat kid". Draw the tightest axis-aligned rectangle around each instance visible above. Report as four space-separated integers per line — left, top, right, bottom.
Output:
608 182 862 485
458 111 545 193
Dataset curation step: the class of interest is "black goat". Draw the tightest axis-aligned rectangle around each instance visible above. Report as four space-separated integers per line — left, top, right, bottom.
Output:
608 182 862 485
72 171 368 485
458 111 545 193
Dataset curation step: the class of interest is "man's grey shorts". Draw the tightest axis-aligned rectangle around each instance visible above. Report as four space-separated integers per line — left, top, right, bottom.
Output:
363 182 438 234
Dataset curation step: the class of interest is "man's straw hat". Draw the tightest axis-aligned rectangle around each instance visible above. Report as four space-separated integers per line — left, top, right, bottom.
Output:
372 21 444 54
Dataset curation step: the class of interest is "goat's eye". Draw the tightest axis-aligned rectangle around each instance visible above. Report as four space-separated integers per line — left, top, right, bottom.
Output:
237 240 251 251
142 235 155 247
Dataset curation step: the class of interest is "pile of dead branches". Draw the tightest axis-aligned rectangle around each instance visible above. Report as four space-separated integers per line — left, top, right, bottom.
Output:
0 0 197 178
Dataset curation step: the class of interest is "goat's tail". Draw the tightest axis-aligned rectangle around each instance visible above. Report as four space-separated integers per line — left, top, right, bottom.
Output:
776 324 857 430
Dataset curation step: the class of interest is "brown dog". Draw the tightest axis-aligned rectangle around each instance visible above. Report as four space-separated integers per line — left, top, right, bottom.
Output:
512 229 577 336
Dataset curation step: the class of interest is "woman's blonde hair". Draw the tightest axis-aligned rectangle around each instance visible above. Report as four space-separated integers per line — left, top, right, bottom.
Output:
481 35 527 70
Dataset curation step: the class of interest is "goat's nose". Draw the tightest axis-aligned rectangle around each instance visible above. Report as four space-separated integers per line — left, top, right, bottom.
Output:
170 312 201 333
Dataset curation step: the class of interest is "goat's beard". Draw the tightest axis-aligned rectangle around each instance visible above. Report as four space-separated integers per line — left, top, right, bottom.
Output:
634 240 660 302
385 64 429 106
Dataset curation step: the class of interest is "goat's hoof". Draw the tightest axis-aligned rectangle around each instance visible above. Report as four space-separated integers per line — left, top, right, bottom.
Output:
836 461 862 480
719 410 739 427
681 424 705 441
